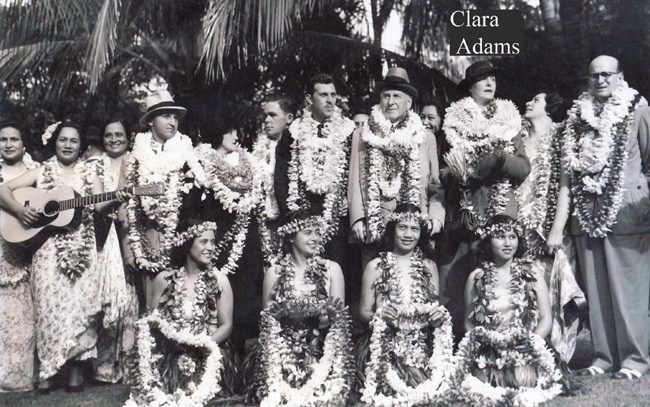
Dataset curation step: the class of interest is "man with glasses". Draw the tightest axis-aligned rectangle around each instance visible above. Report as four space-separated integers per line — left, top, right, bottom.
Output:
548 55 650 380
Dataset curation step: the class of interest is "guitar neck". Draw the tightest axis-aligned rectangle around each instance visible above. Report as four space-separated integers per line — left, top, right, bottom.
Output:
58 186 133 211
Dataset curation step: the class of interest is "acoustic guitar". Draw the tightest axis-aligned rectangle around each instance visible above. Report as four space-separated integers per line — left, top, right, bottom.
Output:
0 184 164 244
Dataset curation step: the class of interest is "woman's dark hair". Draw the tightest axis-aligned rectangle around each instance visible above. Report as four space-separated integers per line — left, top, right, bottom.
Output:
201 117 236 150
379 203 431 256
44 121 87 158
0 117 33 154
170 219 211 268
476 214 527 263
542 92 568 123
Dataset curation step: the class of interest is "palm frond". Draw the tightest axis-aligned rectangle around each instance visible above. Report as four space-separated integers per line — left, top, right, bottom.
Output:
85 0 121 91
201 0 336 82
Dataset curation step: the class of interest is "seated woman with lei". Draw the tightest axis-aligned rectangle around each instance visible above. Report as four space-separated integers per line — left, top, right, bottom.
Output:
357 203 455 406
246 209 353 406
125 220 237 407
456 215 562 407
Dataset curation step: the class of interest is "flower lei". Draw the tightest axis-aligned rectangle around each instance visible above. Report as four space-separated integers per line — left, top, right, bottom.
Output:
126 131 205 273
517 123 562 258
37 156 98 281
363 105 424 242
171 222 217 247
252 254 353 406
563 80 646 237
194 144 260 214
211 212 250 275
276 215 321 238
361 251 456 407
124 312 223 407
251 134 280 221
286 107 353 244
158 267 222 335
443 97 521 235
455 259 562 407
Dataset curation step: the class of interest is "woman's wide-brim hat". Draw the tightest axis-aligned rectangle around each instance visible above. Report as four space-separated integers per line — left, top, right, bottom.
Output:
139 90 187 126
459 60 497 90
378 67 418 99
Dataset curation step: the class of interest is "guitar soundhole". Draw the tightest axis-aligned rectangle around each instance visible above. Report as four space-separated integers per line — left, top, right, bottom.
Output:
42 200 60 217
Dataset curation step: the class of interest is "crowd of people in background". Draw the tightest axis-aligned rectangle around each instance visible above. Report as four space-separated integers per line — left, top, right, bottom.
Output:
0 53 648 407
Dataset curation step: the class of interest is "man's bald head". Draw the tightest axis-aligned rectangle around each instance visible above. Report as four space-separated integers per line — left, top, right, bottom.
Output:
588 55 623 102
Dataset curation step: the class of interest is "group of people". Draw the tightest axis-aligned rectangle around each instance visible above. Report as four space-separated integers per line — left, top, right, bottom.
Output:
0 53 648 407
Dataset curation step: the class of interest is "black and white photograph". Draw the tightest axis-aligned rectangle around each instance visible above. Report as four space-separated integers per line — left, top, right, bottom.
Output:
0 0 649 406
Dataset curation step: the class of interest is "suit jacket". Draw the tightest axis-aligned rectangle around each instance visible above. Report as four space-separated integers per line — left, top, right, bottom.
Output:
347 126 445 242
571 104 650 235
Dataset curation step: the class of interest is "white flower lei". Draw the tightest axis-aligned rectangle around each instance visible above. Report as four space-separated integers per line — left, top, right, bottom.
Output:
126 131 205 273
211 212 250 275
363 105 424 242
159 267 222 334
37 156 98 281
443 97 521 235
124 312 223 407
517 123 560 257
455 259 563 407
251 134 280 220
193 144 260 214
563 80 646 237
361 250 456 406
286 108 353 244
254 254 353 406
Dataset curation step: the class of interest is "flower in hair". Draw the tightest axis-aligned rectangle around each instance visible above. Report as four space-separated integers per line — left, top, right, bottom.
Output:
42 121 62 145
483 220 524 239
387 210 428 225
172 221 217 247
276 215 321 238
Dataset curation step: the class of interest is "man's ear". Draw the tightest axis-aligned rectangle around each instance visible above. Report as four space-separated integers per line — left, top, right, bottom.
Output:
407 97 413 109
286 113 295 124
305 94 313 106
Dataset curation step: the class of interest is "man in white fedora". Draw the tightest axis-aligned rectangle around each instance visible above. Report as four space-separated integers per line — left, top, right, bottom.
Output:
120 90 205 313
348 67 445 266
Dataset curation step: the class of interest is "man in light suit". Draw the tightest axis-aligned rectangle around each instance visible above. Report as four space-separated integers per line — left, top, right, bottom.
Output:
348 67 445 268
548 55 650 379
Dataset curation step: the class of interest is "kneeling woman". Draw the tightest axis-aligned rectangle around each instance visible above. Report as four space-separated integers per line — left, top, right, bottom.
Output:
125 220 236 407
358 203 455 406
457 215 562 406
248 210 353 406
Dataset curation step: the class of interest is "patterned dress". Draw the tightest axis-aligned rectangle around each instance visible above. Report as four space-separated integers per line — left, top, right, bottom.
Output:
93 154 139 383
31 158 103 380
0 159 39 391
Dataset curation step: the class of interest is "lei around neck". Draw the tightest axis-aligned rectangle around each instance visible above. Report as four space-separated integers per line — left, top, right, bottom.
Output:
563 80 646 237
38 156 99 281
362 105 425 242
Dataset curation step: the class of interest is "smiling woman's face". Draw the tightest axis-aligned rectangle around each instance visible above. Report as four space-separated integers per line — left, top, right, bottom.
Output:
55 127 81 165
103 122 129 158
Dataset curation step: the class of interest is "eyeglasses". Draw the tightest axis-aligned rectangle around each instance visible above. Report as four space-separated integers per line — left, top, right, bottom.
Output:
588 71 619 81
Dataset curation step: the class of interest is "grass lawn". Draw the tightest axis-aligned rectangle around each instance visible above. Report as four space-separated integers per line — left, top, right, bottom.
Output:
2 329 650 407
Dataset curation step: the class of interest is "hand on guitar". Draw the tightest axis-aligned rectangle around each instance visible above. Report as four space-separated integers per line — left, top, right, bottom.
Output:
114 189 134 204
18 205 41 228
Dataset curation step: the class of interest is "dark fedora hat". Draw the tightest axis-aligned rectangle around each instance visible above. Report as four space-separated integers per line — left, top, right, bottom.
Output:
378 67 418 99
139 90 187 126
459 60 497 90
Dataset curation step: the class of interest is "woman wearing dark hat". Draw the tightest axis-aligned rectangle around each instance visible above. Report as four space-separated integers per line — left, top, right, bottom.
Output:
438 60 531 341
246 209 353 406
